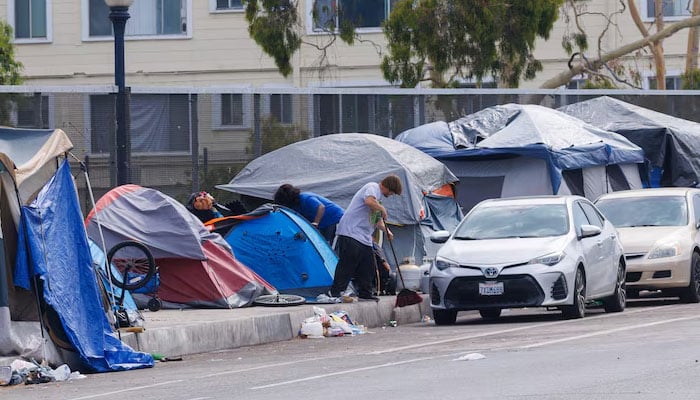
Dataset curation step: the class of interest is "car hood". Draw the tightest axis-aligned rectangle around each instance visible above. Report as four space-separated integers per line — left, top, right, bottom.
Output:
616 226 689 254
437 236 569 265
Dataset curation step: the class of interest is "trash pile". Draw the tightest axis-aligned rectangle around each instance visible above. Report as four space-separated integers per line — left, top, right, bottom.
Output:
299 306 367 338
0 359 85 386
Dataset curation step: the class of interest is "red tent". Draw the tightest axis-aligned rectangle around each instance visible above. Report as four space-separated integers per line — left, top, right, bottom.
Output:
85 185 274 308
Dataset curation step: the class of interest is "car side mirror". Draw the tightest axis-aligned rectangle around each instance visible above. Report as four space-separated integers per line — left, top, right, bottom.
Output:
696 219 700 229
430 230 451 243
579 224 602 239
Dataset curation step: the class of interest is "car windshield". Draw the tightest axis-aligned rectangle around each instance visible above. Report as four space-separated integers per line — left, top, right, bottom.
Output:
595 195 688 227
453 204 569 240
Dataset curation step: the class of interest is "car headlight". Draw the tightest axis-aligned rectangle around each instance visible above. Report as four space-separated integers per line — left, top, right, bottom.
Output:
528 251 565 266
647 242 682 259
435 258 459 271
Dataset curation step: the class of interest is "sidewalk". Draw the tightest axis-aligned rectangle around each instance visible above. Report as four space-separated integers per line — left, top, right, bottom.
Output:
119 295 432 358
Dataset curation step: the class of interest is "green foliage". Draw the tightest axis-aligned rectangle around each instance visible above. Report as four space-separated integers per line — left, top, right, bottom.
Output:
247 115 310 156
244 0 302 77
381 0 564 88
181 164 247 205
682 69 700 89
0 21 23 126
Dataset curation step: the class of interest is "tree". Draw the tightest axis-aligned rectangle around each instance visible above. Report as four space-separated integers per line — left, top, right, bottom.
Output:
381 0 564 88
547 0 700 89
0 21 24 126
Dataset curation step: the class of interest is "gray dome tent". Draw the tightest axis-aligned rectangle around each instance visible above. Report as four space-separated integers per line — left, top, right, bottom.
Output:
216 133 462 266
559 96 700 187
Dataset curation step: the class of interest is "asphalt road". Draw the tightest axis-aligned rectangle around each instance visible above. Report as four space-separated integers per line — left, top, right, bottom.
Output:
5 297 700 400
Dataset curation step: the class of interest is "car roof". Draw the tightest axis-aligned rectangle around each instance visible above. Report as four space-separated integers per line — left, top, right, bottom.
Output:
596 187 700 201
477 195 577 207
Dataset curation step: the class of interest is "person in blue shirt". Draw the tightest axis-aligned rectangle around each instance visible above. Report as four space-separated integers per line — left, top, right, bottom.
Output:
274 184 344 244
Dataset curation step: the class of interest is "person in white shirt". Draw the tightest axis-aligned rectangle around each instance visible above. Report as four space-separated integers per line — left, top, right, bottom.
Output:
329 174 403 301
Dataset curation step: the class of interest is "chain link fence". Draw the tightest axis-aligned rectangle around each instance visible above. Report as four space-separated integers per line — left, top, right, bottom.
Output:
1 86 699 214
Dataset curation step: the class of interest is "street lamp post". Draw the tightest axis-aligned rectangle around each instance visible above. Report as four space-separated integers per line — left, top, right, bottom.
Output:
105 0 133 186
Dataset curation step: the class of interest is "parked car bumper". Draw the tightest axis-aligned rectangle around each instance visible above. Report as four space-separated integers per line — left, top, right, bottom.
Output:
625 254 691 289
429 259 578 311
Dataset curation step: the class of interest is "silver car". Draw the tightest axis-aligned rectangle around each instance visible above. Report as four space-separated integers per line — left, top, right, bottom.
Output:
429 195 626 325
595 188 700 302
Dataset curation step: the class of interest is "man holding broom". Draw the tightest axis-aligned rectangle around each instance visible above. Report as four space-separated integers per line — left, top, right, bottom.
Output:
329 174 402 301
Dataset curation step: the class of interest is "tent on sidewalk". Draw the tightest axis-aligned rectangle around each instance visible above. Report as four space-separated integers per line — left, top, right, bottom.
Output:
396 104 646 211
216 133 463 267
85 185 275 309
1 127 153 372
209 205 337 299
559 96 700 187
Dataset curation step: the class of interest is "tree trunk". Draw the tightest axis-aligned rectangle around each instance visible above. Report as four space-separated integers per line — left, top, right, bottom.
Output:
540 15 700 88
686 0 700 73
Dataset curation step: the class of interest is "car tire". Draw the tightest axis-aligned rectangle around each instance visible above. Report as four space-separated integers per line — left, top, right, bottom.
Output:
433 309 457 325
680 252 700 303
562 267 586 319
603 260 626 313
479 308 502 320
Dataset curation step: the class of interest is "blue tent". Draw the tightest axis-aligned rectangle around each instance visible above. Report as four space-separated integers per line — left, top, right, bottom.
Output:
13 160 153 372
396 104 646 210
221 205 337 299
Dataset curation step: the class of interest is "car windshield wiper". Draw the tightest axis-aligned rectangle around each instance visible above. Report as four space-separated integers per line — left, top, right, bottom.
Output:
625 224 660 227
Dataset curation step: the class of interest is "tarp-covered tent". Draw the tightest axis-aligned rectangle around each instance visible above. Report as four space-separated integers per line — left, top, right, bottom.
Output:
396 104 646 211
211 205 337 299
1 127 152 372
216 133 463 266
559 96 700 187
85 185 274 309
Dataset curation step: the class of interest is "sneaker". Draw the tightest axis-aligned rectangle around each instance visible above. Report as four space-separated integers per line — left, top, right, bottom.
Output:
358 296 380 302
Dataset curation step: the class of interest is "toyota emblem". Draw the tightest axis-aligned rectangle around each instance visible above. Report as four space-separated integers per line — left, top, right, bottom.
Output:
483 267 499 278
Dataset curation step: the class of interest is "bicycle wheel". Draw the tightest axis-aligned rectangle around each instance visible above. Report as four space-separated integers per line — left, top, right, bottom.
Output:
253 294 306 307
107 240 156 292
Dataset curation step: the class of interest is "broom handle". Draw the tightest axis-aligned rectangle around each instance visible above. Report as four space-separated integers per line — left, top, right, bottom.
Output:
383 218 408 289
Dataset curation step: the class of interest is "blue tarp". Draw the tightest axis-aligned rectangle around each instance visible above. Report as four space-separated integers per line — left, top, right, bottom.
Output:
396 104 645 192
13 160 153 372
224 205 337 299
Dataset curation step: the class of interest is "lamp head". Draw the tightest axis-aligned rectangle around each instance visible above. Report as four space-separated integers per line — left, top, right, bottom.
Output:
104 0 134 7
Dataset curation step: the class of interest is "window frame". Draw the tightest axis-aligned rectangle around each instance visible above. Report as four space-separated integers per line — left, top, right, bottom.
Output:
212 93 252 130
8 0 53 44
81 0 193 42
209 0 244 13
267 94 294 125
307 0 392 35
12 94 53 128
642 0 691 21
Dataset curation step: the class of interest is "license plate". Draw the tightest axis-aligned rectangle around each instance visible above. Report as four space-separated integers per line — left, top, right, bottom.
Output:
478 281 504 296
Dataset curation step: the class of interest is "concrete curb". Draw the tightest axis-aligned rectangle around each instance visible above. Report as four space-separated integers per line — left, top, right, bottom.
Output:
121 295 431 357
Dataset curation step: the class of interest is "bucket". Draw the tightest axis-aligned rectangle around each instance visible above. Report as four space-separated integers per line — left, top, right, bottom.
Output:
396 264 421 291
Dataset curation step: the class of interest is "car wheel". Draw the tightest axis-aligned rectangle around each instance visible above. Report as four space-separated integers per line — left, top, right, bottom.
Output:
479 308 502 320
680 252 700 303
433 309 457 325
562 268 586 319
603 260 626 313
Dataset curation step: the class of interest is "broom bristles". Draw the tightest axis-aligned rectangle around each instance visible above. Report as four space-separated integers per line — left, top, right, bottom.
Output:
395 288 423 307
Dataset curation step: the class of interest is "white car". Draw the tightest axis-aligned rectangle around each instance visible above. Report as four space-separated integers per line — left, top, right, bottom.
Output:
595 188 700 302
429 195 626 325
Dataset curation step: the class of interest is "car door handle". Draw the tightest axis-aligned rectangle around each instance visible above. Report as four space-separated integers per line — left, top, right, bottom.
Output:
596 241 604 247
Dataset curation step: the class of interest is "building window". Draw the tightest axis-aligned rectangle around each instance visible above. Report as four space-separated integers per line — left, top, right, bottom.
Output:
15 94 50 128
90 94 191 154
316 94 416 137
221 94 244 126
89 0 188 37
210 0 243 12
270 94 293 124
645 0 691 19
10 0 51 42
313 0 393 31
648 75 682 90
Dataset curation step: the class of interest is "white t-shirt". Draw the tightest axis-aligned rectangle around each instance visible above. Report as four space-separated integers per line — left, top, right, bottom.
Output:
336 182 383 246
